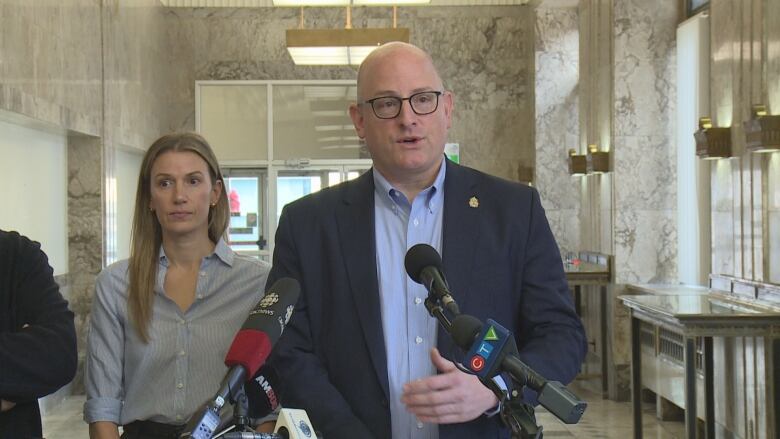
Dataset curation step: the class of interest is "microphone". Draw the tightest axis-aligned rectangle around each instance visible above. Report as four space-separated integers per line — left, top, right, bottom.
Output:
221 408 321 439
404 243 460 315
451 314 587 424
225 277 301 378
245 364 280 419
180 278 301 439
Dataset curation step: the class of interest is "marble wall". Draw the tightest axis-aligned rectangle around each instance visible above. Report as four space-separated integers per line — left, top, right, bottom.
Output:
534 6 580 255
1 0 179 393
612 0 678 285
167 5 535 181
0 0 101 136
709 0 779 284
707 0 780 436
577 0 678 400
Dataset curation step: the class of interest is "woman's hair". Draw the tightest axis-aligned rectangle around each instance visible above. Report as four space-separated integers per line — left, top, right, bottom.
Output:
127 132 229 342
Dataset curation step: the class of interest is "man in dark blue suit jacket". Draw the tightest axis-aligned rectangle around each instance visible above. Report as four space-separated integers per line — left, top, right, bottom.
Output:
266 42 586 439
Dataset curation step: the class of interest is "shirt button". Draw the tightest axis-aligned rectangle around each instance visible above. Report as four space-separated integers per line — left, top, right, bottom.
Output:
414 297 422 305
199 271 206 277
176 415 182 421
177 382 184 389
417 421 424 429
178 319 185 325
178 350 186 356
413 218 419 226
415 336 423 344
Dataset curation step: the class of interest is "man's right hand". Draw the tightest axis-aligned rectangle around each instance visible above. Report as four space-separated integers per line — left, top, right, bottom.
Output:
0 399 16 412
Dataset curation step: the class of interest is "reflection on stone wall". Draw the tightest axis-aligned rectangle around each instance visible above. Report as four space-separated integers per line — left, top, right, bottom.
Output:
612 0 677 285
67 135 103 393
1 0 178 395
167 6 535 181
534 7 580 255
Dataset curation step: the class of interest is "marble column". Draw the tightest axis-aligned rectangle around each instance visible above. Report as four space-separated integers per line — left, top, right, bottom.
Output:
534 6 580 255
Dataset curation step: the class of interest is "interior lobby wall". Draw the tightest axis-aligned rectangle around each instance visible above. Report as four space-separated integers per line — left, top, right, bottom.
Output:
0 0 181 394
166 5 536 182
534 6 580 256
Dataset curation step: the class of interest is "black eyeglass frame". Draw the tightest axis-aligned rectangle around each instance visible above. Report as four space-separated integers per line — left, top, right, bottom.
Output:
360 91 445 119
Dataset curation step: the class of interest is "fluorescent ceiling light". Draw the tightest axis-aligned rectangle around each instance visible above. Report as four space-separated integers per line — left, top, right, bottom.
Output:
303 86 352 99
315 125 355 131
287 28 410 65
274 0 429 5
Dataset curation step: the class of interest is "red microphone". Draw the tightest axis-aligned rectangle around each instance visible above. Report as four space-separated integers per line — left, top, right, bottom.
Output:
181 277 300 439
224 277 300 378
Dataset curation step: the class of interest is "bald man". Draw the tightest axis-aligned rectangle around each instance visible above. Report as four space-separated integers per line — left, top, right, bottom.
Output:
265 42 586 439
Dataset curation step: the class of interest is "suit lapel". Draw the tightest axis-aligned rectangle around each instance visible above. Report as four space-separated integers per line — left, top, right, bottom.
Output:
335 170 390 400
440 161 481 347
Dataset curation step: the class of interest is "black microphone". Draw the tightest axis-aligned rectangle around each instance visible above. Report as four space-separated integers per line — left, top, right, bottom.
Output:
245 364 280 419
450 314 587 424
180 278 301 439
404 243 460 315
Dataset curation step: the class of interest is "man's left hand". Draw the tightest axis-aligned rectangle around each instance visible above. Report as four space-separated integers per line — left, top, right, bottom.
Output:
401 348 498 424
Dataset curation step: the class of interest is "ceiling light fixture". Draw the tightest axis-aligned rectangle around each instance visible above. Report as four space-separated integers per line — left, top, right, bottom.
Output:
286 5 409 66
275 0 429 4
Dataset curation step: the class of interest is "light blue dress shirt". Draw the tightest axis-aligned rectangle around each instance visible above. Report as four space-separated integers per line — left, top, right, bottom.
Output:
373 159 446 439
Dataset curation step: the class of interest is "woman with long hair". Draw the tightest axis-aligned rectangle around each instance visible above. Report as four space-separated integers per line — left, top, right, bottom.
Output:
84 133 270 439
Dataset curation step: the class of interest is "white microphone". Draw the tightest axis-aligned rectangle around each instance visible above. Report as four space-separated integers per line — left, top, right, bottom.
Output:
219 409 319 439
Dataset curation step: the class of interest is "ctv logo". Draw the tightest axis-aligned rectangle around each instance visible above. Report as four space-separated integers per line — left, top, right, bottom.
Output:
468 327 498 372
464 320 509 378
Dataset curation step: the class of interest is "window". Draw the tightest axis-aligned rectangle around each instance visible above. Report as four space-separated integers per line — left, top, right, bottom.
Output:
198 80 373 258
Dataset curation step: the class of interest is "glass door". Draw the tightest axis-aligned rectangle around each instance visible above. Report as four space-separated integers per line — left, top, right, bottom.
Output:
223 168 268 260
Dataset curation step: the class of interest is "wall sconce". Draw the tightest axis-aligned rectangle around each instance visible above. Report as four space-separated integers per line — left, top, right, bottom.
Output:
586 144 611 173
744 104 780 153
517 164 534 185
568 149 587 176
694 117 732 160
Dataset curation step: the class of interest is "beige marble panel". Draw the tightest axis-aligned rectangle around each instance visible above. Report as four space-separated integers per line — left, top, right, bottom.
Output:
612 0 677 285
103 0 178 150
769 153 780 284
577 0 612 254
168 6 534 181
0 0 102 128
711 158 736 275
768 0 780 111
67 135 103 393
535 7 580 255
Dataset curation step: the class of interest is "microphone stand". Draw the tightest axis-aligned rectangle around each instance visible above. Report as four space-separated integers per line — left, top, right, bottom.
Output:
230 385 252 434
422 294 543 439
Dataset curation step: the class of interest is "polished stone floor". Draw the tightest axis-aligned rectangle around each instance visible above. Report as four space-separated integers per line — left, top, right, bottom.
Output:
42 379 685 439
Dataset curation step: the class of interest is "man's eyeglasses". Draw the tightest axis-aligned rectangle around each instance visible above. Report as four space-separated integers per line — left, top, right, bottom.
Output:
360 91 444 119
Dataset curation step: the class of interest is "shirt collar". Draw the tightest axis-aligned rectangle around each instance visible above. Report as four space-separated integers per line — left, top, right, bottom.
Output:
372 155 447 212
157 237 234 267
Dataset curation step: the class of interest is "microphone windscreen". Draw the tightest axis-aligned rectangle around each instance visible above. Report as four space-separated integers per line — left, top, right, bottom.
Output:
224 330 273 378
224 277 301 378
450 314 483 350
404 243 443 283
246 363 281 418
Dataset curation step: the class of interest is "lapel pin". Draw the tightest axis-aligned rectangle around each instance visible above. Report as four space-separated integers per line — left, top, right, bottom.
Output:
469 196 479 208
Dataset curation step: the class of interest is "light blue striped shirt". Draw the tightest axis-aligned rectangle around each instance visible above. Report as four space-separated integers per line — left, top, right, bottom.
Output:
373 159 446 439
84 239 270 426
